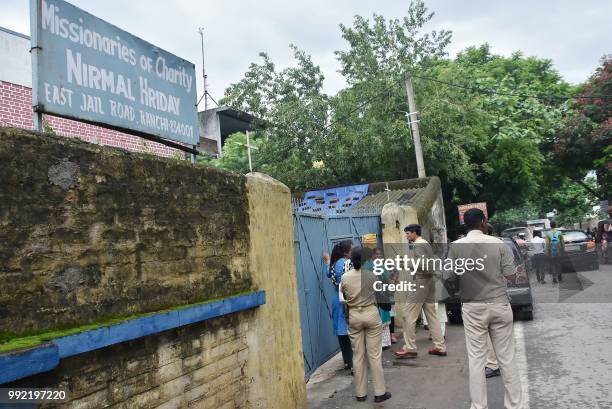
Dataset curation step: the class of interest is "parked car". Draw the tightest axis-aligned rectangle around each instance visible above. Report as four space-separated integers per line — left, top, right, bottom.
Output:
501 226 534 242
503 237 534 321
445 237 534 323
559 229 599 271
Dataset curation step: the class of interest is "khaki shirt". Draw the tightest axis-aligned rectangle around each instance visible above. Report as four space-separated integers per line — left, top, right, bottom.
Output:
409 236 435 279
448 230 515 303
340 268 378 308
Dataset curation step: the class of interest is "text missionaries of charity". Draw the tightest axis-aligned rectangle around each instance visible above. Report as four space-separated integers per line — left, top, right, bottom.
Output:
41 0 193 93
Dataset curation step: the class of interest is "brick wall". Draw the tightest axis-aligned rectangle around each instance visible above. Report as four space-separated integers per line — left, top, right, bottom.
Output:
7 311 252 409
0 80 183 158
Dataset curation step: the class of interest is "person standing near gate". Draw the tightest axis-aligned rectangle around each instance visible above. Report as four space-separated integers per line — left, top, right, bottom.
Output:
546 221 565 284
448 208 523 409
341 247 392 403
530 230 547 283
395 224 447 359
324 240 354 372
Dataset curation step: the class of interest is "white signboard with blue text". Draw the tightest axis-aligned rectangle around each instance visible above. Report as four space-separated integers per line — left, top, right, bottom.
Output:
30 0 198 146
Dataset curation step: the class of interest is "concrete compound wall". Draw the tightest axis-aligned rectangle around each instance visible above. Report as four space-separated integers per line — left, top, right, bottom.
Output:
0 128 306 408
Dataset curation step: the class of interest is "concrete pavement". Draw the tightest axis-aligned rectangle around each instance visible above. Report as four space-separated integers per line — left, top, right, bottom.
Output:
307 263 612 408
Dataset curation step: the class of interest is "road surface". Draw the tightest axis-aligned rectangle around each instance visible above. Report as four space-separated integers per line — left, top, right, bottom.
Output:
306 263 612 408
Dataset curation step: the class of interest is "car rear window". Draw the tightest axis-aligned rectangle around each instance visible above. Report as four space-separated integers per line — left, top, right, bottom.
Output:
502 228 529 237
503 239 522 262
563 231 587 242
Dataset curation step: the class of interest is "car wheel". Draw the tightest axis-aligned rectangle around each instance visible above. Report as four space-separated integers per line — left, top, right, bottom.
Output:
520 307 534 321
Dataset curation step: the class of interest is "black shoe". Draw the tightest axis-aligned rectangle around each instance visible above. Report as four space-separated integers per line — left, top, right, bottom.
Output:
374 392 392 403
485 367 501 378
356 395 367 402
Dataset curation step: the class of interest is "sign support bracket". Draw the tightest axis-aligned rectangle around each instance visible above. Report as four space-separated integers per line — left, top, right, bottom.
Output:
29 0 43 132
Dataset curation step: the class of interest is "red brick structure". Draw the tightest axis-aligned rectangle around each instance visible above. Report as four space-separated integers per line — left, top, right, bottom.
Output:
0 80 182 157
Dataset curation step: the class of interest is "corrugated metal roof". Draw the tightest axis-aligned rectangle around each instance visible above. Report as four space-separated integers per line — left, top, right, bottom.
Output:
347 187 425 213
292 177 440 218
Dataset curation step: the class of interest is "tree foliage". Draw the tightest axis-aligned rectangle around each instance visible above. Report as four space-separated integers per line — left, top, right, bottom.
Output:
216 0 603 233
554 56 611 199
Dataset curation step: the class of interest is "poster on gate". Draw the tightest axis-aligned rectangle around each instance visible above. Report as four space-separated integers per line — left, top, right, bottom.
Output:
457 202 488 224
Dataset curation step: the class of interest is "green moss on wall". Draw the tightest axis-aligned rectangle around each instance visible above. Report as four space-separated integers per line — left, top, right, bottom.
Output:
0 291 253 354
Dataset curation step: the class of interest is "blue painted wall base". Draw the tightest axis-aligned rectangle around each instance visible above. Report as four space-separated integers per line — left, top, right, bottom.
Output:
0 291 265 384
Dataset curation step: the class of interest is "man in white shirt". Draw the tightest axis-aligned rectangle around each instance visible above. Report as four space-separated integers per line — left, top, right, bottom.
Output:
530 230 547 283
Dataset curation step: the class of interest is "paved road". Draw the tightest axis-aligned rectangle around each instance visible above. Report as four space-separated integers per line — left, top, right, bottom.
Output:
519 264 612 408
307 263 612 408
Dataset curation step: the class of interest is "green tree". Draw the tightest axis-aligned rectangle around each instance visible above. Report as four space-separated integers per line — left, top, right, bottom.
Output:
221 46 333 189
218 0 597 236
201 132 262 174
554 56 611 200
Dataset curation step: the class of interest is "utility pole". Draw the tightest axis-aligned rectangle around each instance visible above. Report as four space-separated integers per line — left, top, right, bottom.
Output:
404 73 426 178
239 131 258 173
198 27 208 111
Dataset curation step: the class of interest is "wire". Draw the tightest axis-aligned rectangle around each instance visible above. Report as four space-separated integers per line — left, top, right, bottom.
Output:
322 81 399 132
410 74 612 101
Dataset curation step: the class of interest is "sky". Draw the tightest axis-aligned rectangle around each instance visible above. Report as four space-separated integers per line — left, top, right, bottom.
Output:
2 0 611 108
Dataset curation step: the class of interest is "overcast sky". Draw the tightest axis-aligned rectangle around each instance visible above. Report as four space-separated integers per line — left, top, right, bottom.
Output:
2 0 610 107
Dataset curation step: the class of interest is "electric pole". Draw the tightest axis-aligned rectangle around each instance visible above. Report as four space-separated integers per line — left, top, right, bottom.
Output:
404 73 426 178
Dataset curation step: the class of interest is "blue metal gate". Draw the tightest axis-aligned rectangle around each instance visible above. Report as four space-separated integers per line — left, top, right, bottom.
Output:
293 212 381 379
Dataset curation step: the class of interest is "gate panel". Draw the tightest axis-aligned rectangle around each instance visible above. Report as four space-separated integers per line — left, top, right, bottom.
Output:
294 213 381 379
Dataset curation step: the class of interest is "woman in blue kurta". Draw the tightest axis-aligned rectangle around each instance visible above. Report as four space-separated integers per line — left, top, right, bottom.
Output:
325 240 354 371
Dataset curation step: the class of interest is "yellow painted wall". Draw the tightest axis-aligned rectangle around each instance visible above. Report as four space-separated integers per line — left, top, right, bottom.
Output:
244 173 307 409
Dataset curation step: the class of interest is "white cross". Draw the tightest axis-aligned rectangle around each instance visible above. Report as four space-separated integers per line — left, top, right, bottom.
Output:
238 131 259 173
384 182 391 202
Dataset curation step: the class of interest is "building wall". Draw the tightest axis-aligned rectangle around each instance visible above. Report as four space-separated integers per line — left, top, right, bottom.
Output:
0 80 182 157
198 109 222 155
0 129 306 409
10 311 253 409
0 27 31 88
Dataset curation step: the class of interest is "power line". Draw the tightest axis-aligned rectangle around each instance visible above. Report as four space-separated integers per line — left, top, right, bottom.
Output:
410 74 612 101
322 81 399 132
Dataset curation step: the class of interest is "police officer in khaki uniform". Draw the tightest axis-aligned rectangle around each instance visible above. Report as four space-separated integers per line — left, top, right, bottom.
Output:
395 224 447 358
340 247 392 404
447 208 523 409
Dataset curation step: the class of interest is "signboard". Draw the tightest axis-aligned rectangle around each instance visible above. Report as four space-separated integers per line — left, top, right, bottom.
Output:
362 233 377 249
30 0 199 146
457 202 488 224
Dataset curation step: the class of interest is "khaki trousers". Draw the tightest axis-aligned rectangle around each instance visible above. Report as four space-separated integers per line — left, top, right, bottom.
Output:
486 333 499 370
348 305 386 397
462 303 523 409
401 302 446 352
